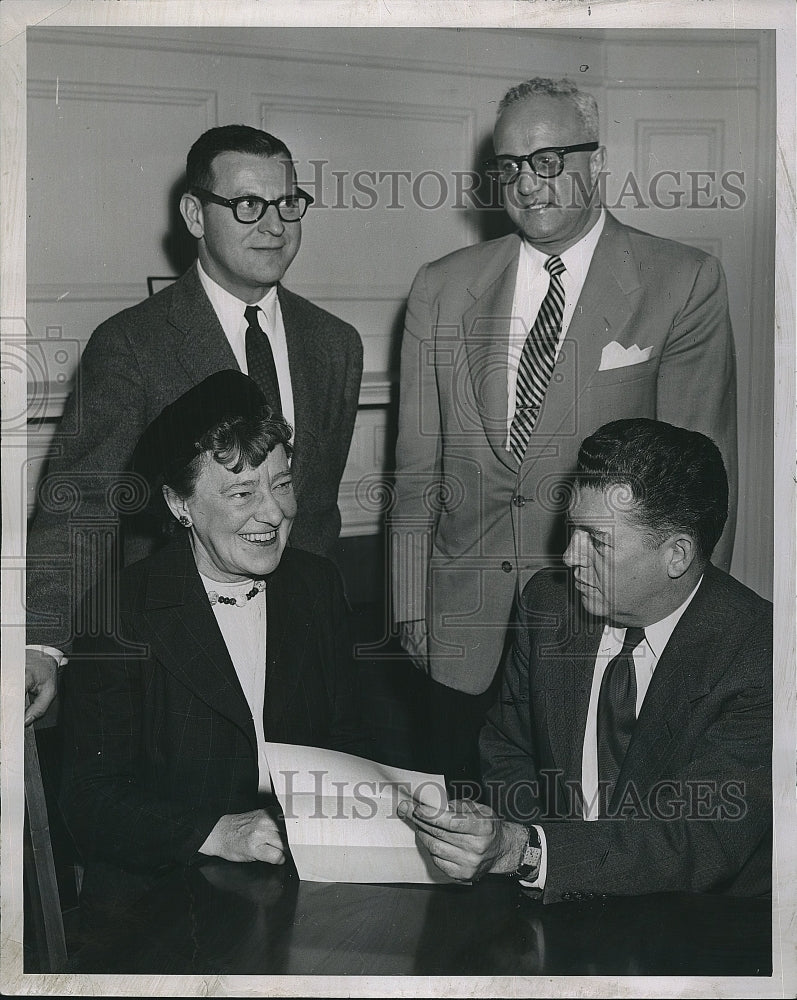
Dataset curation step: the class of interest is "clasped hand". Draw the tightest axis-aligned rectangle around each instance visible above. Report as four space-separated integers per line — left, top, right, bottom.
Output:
25 648 59 726
199 809 286 865
397 797 526 882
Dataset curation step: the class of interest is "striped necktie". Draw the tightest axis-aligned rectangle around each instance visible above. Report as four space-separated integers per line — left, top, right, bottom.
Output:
244 304 282 414
597 626 646 815
509 254 566 463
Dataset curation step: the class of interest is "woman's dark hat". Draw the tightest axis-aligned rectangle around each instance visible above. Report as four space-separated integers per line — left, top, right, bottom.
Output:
132 369 268 485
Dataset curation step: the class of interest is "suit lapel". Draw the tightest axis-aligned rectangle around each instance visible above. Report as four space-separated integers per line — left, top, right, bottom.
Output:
521 215 642 467
461 235 522 474
278 286 324 499
544 599 604 787
614 571 721 802
130 534 257 751
262 553 309 734
167 264 241 382
553 213 641 394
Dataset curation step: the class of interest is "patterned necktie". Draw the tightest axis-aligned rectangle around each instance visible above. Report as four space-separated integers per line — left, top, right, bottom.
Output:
509 254 566 463
597 626 646 815
244 304 282 414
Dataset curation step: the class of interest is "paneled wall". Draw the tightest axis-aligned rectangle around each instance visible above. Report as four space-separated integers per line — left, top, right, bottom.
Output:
25 27 775 597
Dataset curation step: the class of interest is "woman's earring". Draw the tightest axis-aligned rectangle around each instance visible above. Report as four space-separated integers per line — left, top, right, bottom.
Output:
179 515 192 528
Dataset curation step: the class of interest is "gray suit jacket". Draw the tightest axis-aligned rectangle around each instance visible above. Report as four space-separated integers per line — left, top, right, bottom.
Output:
480 564 771 902
392 214 737 694
27 264 363 650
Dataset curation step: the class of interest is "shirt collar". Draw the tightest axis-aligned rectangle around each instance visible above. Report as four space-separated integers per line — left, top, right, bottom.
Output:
640 575 704 659
518 208 605 282
196 259 278 327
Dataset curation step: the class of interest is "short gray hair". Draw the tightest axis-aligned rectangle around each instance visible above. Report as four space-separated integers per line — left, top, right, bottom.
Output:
497 77 599 141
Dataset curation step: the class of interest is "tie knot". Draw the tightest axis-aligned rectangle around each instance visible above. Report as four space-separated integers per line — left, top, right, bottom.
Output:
545 255 565 277
621 626 645 654
244 304 260 327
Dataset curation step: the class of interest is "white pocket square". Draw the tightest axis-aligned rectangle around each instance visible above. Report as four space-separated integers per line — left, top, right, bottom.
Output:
598 341 654 371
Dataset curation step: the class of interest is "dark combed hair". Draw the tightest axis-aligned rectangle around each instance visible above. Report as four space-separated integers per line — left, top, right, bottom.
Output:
575 418 728 564
186 125 294 191
164 407 293 501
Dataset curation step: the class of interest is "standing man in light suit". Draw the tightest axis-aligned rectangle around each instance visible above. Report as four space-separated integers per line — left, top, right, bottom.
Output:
26 125 362 724
391 78 737 787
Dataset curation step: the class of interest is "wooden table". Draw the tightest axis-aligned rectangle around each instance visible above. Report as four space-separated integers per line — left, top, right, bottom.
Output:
69 859 772 977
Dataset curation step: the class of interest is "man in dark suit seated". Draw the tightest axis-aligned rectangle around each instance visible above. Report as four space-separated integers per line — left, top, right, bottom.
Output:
399 418 771 901
26 124 363 725
60 371 365 927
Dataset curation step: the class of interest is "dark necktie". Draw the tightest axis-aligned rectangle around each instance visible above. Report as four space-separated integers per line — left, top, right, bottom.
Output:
509 254 566 463
597 626 646 814
244 304 282 414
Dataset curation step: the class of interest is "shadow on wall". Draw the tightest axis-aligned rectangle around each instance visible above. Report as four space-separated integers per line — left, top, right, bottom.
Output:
162 171 197 278
462 131 516 245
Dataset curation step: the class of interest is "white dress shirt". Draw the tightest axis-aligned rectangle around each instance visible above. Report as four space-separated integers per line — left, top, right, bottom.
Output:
580 577 704 820
200 571 271 793
196 260 295 431
506 210 606 448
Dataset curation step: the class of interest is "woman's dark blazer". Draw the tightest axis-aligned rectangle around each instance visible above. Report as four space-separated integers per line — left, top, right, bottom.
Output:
60 530 365 883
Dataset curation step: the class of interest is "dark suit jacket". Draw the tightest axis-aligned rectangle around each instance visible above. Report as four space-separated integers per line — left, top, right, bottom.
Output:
27 264 363 650
392 213 737 693
480 564 772 902
60 533 365 895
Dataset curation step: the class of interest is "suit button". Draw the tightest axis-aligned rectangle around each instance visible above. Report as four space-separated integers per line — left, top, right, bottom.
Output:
512 495 530 507
561 892 572 901
501 561 513 573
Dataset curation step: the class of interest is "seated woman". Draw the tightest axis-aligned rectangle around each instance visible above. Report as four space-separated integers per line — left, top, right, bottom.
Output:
60 370 364 923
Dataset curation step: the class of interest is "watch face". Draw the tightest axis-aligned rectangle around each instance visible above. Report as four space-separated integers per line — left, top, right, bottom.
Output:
516 828 543 878
520 844 543 869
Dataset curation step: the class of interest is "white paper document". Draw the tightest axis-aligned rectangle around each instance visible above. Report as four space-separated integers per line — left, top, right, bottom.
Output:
265 742 456 884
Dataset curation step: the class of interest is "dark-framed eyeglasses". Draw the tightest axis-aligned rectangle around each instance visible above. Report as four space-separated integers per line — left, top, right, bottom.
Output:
191 186 314 223
484 142 599 183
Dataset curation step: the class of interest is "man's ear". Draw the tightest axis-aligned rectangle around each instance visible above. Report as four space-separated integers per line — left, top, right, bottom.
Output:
589 145 606 189
664 533 697 579
163 485 188 523
180 192 205 239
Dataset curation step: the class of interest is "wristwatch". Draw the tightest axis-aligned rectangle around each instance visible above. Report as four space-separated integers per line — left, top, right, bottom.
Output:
515 826 543 881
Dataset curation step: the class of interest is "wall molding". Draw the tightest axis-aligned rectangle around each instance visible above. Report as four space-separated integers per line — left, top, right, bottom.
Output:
28 281 409 307
27 78 218 121
27 283 148 304
635 119 725 179
27 26 608 87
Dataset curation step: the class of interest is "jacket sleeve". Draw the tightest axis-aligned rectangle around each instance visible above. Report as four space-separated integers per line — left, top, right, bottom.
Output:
390 263 442 625
59 636 222 874
26 316 151 651
322 559 371 759
479 610 545 823
655 253 738 570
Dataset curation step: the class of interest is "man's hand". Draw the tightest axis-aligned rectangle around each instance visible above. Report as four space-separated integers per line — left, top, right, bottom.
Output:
397 797 527 882
398 619 429 673
25 648 60 726
198 809 286 864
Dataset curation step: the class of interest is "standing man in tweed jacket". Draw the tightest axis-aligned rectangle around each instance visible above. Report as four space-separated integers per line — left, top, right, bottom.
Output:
25 125 363 724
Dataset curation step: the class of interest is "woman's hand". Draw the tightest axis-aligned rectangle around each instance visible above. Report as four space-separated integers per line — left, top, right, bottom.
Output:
199 809 286 864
